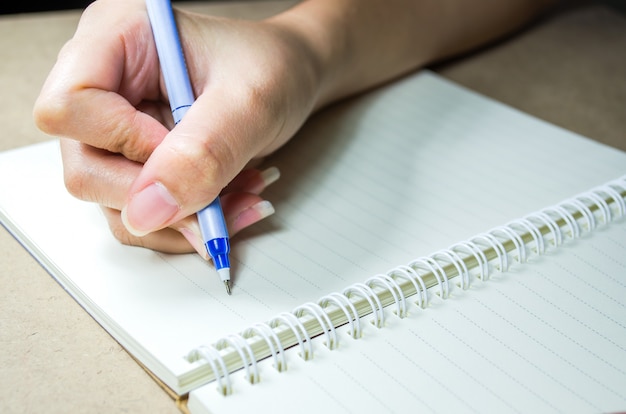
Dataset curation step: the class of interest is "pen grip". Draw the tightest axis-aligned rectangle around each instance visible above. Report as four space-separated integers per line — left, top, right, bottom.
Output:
197 198 229 239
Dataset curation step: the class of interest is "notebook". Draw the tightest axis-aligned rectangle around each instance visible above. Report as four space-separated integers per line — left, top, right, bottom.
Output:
0 71 625 413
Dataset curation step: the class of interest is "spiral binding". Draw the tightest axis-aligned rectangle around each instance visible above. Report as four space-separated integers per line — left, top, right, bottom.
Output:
186 176 626 395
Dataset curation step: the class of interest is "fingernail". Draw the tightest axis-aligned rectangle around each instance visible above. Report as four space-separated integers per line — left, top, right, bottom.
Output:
121 182 180 236
260 167 280 187
180 226 210 260
232 200 275 233
247 200 276 220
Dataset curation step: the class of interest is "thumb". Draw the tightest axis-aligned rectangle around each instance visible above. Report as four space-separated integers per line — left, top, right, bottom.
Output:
120 98 259 236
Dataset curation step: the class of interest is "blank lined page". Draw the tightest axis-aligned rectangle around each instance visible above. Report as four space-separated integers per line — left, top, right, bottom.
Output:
1 71 625 395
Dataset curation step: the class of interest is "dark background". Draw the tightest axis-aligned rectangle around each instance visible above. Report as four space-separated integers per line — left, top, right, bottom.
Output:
1 0 625 15
1 1 92 14
0 0 207 15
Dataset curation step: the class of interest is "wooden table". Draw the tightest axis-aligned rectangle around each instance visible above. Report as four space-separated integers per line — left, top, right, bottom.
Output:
1 1 624 413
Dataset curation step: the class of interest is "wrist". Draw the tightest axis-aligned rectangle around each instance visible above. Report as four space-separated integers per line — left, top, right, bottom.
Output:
268 1 349 111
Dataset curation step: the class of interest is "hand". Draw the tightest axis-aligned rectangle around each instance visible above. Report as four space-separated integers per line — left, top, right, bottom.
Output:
34 0 321 255
34 0 555 257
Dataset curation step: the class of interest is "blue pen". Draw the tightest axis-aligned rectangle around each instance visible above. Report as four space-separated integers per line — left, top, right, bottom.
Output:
146 0 232 294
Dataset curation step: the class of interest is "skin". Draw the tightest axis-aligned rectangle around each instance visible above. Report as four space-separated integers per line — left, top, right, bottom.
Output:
33 0 556 257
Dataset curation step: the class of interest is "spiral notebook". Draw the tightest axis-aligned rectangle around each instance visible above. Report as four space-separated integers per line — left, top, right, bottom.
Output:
1 71 625 413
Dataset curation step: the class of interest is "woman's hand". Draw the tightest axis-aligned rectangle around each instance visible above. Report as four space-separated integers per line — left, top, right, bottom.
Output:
33 0 555 256
34 0 320 256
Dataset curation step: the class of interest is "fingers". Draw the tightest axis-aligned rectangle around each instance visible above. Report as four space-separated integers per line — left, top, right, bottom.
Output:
102 190 276 258
64 135 279 255
173 192 277 258
33 0 168 163
224 166 280 195
60 138 140 208
120 13 319 237
221 193 276 235
101 206 196 255
62 135 279 214
37 4 309 255
121 81 288 236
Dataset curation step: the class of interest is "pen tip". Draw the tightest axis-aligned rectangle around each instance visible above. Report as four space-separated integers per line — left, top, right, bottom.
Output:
217 268 231 295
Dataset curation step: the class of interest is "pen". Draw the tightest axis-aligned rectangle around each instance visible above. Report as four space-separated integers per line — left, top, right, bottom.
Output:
146 0 232 294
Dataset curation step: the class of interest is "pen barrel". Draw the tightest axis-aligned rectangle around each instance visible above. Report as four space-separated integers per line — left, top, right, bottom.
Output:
147 0 232 275
198 199 231 269
145 0 195 123
197 198 229 239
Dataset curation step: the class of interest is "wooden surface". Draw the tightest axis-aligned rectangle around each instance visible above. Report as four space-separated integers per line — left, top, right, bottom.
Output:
1 2 624 413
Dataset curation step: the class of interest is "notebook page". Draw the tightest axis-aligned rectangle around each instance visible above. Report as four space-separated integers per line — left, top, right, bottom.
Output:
1 71 625 394
231 71 626 301
189 215 626 414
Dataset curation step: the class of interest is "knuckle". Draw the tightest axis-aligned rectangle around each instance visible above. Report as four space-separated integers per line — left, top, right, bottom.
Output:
109 222 140 248
33 88 72 137
102 209 146 248
198 135 232 180
33 42 77 136
61 149 101 203
115 113 157 163
109 124 138 159
167 136 231 201
62 163 90 201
